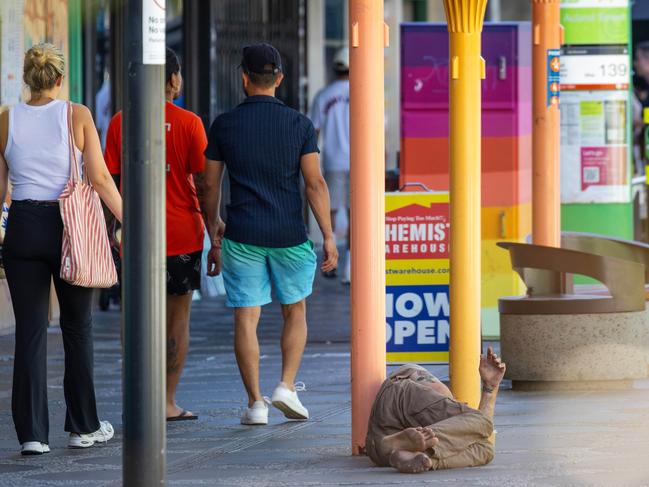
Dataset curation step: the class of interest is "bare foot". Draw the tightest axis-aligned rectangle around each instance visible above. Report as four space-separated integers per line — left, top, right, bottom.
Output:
389 450 433 474
419 427 439 450
479 346 506 390
380 427 438 456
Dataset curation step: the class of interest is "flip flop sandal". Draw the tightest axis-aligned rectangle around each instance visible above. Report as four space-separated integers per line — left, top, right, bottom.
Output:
166 409 198 422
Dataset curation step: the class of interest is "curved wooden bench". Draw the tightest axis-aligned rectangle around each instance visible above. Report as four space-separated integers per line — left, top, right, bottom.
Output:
497 242 645 314
561 232 649 299
498 241 649 388
561 232 649 281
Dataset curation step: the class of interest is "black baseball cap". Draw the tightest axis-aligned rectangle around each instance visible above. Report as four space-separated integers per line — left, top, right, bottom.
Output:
240 43 282 75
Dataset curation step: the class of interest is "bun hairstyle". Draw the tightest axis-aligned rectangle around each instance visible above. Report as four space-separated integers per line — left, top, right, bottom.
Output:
23 43 65 93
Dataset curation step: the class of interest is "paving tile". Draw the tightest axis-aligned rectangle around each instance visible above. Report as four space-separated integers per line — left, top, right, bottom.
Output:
0 272 647 486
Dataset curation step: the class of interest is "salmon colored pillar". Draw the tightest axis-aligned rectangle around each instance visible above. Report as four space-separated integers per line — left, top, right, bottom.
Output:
443 0 487 409
532 0 562 247
349 0 387 455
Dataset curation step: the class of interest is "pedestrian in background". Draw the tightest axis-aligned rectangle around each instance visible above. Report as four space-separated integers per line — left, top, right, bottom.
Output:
0 43 122 455
633 41 649 175
310 47 351 283
203 43 338 425
104 47 207 421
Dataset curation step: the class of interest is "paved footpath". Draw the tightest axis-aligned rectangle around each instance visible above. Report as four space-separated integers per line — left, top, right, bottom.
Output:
0 274 648 486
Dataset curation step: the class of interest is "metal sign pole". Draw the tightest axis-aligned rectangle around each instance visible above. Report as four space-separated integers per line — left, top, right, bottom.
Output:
122 0 166 485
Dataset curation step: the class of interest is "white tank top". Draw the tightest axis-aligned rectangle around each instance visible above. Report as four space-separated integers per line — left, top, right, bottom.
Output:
4 100 83 201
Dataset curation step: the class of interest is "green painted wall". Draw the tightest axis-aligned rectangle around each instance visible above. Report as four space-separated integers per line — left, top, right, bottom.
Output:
413 0 427 21
561 203 633 238
561 203 633 284
67 0 83 103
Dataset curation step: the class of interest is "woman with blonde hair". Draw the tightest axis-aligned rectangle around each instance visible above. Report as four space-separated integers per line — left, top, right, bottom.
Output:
0 43 122 455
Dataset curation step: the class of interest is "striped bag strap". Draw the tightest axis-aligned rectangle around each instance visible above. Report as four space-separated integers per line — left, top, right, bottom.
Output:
66 102 86 184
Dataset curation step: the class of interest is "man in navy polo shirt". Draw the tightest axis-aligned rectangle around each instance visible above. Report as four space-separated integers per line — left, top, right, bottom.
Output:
203 43 338 425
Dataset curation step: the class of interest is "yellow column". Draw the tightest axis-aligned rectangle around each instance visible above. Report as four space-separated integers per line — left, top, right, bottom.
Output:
443 0 487 409
532 0 561 247
349 0 387 454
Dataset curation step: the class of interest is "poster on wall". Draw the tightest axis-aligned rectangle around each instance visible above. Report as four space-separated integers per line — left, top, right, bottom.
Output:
21 0 70 100
559 0 631 204
385 192 450 365
561 90 629 203
0 0 25 106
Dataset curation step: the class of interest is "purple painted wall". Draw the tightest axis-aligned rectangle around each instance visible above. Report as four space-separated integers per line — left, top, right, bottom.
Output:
401 23 532 138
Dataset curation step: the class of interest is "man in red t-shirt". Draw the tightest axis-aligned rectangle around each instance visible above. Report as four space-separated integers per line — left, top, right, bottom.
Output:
104 48 207 421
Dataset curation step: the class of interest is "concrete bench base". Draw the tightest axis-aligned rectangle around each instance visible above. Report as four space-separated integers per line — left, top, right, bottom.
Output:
511 380 634 391
500 311 649 389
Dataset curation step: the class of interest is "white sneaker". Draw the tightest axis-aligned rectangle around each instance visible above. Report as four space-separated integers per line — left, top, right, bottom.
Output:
240 399 269 425
21 442 50 456
271 382 309 420
68 420 114 449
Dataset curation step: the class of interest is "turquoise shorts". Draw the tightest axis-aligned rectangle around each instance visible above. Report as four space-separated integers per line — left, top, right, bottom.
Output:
221 238 317 307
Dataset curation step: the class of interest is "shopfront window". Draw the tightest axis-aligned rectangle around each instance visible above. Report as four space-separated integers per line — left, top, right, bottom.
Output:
325 0 347 83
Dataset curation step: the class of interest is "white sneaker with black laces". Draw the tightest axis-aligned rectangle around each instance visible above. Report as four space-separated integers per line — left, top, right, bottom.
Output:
68 420 114 449
271 382 309 420
21 442 50 456
240 399 270 425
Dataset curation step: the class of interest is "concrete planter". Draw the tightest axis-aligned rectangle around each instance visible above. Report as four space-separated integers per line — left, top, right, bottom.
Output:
500 311 649 390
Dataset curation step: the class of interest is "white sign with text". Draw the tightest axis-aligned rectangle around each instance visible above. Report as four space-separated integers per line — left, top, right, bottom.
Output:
142 0 165 65
560 45 629 90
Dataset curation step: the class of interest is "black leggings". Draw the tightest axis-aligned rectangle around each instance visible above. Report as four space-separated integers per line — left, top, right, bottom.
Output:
3 200 100 444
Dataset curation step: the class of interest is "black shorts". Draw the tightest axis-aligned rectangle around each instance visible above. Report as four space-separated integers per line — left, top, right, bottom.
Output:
167 250 202 296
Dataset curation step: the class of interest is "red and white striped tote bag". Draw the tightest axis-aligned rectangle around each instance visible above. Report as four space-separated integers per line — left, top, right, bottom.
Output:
58 102 117 288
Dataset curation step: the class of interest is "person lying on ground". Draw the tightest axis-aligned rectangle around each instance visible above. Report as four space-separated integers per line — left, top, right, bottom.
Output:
366 347 506 474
